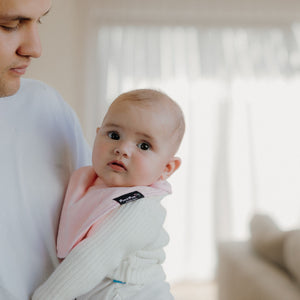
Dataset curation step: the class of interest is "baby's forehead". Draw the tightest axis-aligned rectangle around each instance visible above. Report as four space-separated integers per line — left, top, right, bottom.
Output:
108 101 173 131
114 94 177 117
109 91 185 151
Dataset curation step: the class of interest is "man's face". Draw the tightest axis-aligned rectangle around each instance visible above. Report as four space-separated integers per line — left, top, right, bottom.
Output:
0 0 51 97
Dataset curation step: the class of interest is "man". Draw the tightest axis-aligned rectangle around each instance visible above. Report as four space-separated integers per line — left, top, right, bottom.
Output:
0 0 91 299
0 1 174 299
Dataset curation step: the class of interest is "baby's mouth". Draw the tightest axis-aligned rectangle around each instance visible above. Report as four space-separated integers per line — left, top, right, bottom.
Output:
108 161 127 172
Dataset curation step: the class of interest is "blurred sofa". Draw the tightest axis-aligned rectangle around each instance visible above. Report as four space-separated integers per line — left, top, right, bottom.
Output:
217 214 300 300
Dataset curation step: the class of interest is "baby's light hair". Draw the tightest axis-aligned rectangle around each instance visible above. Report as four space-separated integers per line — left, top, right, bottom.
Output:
114 89 185 154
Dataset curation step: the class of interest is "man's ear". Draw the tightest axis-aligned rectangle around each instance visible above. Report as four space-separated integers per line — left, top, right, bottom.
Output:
160 157 181 180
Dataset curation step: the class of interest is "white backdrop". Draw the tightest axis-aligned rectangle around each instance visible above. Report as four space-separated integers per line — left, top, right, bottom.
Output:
80 0 300 283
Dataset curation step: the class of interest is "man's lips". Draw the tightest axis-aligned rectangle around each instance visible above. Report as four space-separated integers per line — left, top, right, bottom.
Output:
10 65 29 75
108 160 127 172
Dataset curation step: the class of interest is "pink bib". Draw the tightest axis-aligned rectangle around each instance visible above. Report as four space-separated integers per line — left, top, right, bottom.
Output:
57 166 171 258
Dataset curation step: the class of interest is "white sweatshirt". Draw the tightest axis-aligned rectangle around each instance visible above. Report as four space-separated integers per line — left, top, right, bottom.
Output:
32 193 170 299
0 79 91 300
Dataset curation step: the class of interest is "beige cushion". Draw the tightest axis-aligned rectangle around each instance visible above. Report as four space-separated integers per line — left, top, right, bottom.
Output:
283 229 300 283
250 214 286 268
218 241 300 300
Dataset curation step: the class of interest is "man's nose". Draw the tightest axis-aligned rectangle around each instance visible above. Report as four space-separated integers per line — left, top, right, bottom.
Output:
16 23 42 58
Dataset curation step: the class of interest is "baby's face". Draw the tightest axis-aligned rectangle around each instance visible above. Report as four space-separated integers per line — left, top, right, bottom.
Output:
92 100 178 187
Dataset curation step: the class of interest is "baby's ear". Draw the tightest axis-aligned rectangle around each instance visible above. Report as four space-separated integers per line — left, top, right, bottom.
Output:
160 157 181 180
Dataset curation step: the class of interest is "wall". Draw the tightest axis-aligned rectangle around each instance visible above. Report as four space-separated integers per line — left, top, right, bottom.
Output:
25 0 300 131
86 0 300 24
25 0 84 123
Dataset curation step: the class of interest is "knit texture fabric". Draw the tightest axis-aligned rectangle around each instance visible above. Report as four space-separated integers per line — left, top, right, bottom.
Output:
56 166 171 259
32 194 169 299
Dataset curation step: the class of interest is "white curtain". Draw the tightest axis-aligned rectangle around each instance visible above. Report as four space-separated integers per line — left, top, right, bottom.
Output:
83 24 300 283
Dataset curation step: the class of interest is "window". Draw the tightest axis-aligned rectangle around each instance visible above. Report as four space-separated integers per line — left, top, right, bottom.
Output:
82 12 300 283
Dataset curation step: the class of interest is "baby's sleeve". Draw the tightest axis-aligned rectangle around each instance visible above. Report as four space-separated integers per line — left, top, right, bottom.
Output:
31 196 165 300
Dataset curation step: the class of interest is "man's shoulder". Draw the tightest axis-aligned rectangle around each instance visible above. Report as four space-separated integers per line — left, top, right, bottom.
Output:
20 78 73 113
20 78 58 96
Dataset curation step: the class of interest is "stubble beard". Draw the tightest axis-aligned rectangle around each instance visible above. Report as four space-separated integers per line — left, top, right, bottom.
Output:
0 69 21 98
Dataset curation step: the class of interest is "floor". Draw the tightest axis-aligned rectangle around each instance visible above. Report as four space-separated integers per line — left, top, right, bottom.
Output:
171 281 218 300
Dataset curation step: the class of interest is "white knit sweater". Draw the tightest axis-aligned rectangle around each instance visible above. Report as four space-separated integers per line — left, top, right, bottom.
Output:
32 195 169 299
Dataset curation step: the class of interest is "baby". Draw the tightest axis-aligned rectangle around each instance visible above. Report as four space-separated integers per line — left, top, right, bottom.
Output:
32 89 185 300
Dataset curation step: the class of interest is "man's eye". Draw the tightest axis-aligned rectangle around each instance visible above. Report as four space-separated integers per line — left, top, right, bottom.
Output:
0 25 19 32
108 131 120 140
138 142 151 151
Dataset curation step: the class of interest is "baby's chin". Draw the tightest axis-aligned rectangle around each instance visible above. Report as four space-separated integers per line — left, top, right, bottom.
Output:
101 177 154 188
97 171 157 187
99 176 135 188
106 182 134 187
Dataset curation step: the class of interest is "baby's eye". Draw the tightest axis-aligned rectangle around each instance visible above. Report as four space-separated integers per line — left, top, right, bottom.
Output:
137 142 151 151
108 131 120 140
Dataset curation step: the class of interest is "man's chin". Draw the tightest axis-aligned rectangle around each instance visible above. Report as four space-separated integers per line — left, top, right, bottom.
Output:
0 78 21 98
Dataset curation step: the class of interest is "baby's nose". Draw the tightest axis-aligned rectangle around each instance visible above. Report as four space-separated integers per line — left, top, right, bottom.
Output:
113 143 131 158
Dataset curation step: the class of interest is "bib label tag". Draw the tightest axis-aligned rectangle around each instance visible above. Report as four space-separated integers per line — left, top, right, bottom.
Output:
113 191 144 205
